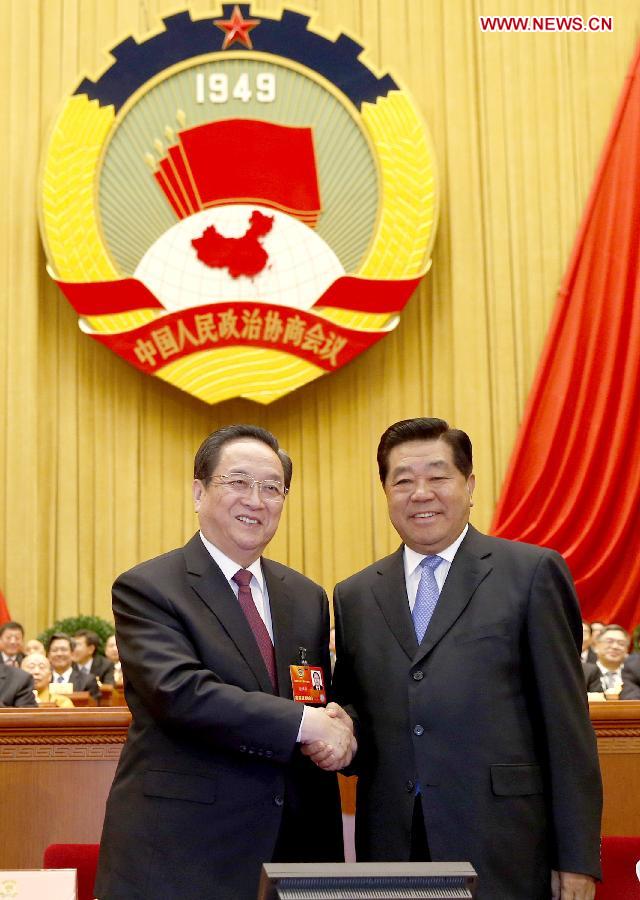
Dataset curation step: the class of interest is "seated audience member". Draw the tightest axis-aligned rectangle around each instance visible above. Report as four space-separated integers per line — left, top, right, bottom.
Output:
581 621 597 663
0 660 37 707
582 660 603 695
104 634 122 686
46 632 100 700
593 624 630 694
73 629 115 684
21 653 74 707
24 638 45 656
0 621 25 667
620 648 640 700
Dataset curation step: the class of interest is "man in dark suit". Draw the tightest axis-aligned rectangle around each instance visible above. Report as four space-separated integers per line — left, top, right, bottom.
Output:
323 418 602 900
46 632 100 700
0 621 25 667
582 660 604 693
73 629 115 684
95 425 353 900
581 621 598 664
0 661 37 706
621 652 640 699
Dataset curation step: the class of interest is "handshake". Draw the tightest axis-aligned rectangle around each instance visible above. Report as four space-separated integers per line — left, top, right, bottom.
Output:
299 702 357 771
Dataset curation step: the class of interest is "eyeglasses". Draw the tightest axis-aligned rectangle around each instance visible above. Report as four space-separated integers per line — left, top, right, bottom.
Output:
598 638 628 648
210 473 288 502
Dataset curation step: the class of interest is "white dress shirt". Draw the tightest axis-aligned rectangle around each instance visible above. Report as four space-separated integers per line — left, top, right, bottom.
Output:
596 661 623 691
53 667 73 683
199 532 307 740
403 524 469 611
199 531 274 640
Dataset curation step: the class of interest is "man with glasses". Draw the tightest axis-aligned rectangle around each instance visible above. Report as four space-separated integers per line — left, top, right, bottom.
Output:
592 625 631 694
96 424 352 900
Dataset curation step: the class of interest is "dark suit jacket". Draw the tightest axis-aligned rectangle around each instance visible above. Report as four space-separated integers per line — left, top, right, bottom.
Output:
86 655 115 685
0 663 37 707
621 653 640 699
51 666 100 700
582 661 603 693
332 526 602 900
96 533 342 900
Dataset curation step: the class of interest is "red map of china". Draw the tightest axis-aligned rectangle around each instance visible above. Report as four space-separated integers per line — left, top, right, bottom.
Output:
192 210 274 279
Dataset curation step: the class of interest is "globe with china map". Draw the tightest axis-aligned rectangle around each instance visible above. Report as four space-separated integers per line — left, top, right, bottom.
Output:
134 204 345 314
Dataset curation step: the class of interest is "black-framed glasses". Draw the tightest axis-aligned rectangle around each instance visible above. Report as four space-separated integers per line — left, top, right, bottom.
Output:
210 472 288 502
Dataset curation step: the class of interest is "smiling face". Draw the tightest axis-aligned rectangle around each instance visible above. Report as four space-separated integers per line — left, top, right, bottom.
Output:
384 438 475 555
193 438 286 567
48 638 73 674
594 628 629 670
1 627 23 657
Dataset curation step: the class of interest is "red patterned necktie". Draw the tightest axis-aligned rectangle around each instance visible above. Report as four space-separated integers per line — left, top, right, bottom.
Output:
232 569 278 690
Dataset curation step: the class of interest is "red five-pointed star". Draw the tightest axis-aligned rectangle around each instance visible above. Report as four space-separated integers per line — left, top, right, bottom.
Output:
215 5 260 50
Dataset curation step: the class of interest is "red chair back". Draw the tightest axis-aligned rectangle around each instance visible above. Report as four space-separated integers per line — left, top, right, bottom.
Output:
43 843 100 900
596 836 640 898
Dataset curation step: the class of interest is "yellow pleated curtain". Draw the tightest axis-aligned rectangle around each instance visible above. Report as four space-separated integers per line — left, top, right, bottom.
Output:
1 0 639 636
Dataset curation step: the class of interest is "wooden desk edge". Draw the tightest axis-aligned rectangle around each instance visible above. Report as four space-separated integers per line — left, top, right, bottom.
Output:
0 707 131 743
589 699 640 731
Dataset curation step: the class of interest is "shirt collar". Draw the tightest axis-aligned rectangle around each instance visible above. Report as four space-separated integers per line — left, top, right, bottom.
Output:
199 531 265 592
596 661 622 676
55 667 73 680
404 524 469 576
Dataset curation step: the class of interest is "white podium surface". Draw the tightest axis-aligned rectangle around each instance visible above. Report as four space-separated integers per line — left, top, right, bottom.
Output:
0 870 76 899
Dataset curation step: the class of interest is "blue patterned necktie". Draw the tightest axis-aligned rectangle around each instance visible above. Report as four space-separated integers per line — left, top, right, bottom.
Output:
413 555 443 643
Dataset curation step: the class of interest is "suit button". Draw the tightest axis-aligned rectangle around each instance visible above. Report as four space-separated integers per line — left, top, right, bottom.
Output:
274 795 284 807
413 725 424 736
406 780 415 792
412 671 424 681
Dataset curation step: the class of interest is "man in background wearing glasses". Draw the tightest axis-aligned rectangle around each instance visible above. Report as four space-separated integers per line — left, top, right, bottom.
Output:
592 624 633 695
96 424 353 900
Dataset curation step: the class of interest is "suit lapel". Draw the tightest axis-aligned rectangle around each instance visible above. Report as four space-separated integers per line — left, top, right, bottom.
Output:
372 547 419 661
415 525 493 661
183 533 274 694
262 560 299 699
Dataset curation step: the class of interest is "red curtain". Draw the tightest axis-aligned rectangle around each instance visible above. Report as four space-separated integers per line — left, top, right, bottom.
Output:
491 42 640 631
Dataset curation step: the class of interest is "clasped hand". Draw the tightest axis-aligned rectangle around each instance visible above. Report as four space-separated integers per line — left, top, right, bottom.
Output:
300 702 356 771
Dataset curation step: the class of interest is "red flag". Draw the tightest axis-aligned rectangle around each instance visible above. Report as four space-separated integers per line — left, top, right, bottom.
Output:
491 42 640 631
154 120 321 225
0 589 10 625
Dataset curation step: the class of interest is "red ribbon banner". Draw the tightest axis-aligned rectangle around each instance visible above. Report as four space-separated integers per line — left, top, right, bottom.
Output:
87 301 390 374
56 273 423 318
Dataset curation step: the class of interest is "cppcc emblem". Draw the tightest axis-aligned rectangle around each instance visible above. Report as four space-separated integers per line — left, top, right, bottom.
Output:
39 5 438 404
